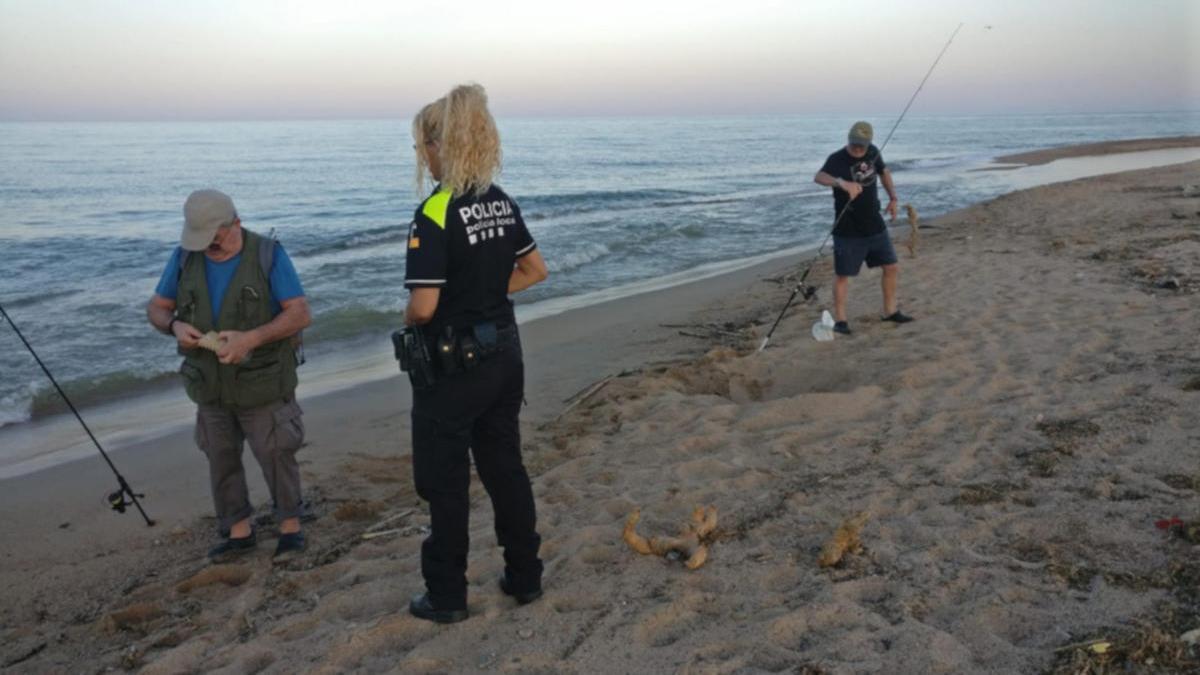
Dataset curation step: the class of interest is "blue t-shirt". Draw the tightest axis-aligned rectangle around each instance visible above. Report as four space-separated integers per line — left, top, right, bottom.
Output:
154 244 304 317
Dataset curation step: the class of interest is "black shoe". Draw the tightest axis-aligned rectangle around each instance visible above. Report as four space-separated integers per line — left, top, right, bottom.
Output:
273 531 306 561
207 531 257 561
833 321 852 335
409 593 468 624
499 577 544 606
882 311 913 324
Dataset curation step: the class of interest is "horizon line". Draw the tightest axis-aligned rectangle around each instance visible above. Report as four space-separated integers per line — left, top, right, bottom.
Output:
1 109 1198 125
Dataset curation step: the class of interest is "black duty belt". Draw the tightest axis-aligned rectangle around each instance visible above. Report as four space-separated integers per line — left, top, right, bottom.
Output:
393 321 517 390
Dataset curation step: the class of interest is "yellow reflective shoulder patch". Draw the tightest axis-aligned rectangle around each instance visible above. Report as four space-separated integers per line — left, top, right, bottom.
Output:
421 189 453 229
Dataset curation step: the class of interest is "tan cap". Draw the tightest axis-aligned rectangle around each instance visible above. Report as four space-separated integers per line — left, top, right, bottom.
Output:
181 189 238 251
848 121 873 147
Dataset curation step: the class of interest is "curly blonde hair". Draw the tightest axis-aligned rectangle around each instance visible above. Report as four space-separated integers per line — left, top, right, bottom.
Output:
412 84 502 198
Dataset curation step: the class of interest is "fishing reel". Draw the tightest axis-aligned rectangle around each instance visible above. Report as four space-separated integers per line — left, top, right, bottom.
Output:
108 488 145 515
797 284 817 301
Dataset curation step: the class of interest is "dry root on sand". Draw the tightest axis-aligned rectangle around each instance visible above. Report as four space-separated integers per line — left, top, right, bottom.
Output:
904 204 920 257
175 564 252 593
818 511 870 568
623 506 718 570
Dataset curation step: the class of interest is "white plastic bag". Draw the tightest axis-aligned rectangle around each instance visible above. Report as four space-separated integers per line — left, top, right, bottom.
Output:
811 310 835 342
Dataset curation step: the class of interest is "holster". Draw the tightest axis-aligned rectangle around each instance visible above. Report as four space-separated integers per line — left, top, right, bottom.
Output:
392 325 436 390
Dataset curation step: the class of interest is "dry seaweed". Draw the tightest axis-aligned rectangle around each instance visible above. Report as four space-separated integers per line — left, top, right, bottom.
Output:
623 505 719 570
818 511 870 568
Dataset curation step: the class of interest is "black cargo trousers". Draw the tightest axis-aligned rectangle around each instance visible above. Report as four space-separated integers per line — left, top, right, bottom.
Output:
410 338 543 610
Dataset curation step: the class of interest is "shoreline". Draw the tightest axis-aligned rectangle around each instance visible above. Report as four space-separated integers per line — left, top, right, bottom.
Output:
4 137 1200 481
3 150 1199 671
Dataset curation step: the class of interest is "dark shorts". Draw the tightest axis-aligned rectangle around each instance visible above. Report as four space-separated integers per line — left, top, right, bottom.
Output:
833 231 898 277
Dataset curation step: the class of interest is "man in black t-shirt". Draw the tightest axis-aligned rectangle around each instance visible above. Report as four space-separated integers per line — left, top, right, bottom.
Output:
814 121 913 334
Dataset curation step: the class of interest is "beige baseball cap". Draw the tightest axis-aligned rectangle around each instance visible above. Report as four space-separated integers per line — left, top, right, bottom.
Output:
848 121 874 147
181 189 238 251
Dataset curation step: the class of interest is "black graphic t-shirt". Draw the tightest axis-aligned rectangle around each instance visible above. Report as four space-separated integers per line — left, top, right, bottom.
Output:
405 183 537 332
820 145 888 237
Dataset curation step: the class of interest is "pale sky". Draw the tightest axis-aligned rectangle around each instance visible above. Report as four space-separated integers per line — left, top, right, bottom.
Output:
0 0 1196 120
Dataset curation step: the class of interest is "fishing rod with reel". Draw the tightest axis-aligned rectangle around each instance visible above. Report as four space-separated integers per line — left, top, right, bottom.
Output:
758 22 964 352
0 301 156 526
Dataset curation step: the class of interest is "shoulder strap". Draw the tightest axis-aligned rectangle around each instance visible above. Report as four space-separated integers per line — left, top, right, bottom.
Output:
176 247 192 285
258 229 277 280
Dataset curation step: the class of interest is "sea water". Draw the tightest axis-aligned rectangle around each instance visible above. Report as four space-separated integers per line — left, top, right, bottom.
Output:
2 112 1198 439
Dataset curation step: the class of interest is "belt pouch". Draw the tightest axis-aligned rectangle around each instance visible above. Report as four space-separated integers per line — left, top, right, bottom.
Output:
437 327 459 375
459 332 481 370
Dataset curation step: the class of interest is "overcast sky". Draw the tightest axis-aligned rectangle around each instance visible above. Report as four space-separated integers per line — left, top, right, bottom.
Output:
0 0 1196 121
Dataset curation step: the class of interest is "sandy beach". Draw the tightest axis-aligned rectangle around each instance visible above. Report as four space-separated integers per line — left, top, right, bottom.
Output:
3 142 1200 673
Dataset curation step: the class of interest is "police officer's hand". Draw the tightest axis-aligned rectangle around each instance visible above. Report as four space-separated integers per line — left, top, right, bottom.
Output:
841 180 863 201
173 321 204 350
886 198 898 222
216 330 256 364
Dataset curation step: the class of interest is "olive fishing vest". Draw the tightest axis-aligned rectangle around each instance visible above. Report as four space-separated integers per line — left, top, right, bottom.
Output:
175 230 298 409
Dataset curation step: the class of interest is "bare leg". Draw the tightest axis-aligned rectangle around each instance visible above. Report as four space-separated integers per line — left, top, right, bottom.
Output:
230 518 252 538
833 276 850 322
881 264 899 316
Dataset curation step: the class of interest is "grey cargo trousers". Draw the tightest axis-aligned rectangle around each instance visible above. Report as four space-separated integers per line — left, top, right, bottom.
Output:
194 398 305 534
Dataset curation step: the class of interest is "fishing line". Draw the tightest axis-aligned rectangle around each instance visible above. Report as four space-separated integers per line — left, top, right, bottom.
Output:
0 301 155 526
758 22 964 352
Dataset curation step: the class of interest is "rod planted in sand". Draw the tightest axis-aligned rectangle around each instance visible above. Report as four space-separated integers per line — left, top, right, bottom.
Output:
0 301 155 526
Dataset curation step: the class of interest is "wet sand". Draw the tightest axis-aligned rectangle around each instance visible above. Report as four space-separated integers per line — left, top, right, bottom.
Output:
3 142 1199 673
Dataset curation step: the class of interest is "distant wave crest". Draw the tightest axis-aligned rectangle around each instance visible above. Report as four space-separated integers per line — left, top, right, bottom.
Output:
546 242 612 273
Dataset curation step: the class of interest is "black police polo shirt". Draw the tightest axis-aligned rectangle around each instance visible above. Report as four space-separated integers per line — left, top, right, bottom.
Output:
404 183 537 331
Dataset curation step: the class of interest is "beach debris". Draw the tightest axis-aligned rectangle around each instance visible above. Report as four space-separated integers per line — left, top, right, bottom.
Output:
364 508 414 533
903 203 920 257
2 641 47 669
1182 184 1199 198
818 511 870 568
332 499 385 522
197 331 224 352
622 510 655 555
623 506 719 570
550 374 618 426
1155 516 1200 543
1155 516 1184 530
121 645 146 670
98 602 164 633
361 528 404 541
811 310 835 342
1051 625 1200 672
176 564 252 593
1180 628 1200 646
1155 277 1181 290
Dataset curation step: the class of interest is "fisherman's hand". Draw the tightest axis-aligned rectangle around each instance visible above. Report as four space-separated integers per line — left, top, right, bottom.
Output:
216 330 257 364
173 321 204 350
842 181 863 201
886 198 898 222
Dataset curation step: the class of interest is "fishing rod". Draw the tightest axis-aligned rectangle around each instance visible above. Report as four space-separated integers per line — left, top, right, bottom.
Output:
0 301 155 526
758 22 964 352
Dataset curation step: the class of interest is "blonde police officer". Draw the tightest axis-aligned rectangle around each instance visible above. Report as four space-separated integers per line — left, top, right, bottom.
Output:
403 84 549 623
